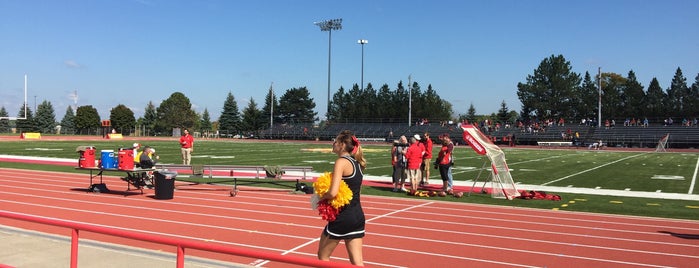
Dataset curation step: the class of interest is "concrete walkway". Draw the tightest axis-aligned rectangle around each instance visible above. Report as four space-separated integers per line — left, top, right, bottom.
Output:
0 226 249 268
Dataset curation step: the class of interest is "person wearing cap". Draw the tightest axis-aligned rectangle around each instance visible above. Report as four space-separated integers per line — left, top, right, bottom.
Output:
132 143 141 164
391 135 409 192
134 146 159 188
137 146 159 169
412 134 426 186
436 134 454 193
405 135 425 191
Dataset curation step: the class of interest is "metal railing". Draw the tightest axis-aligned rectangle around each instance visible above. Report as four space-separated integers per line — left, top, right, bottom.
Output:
0 210 355 268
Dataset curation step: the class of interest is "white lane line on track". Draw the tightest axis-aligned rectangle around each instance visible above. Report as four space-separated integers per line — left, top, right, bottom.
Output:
688 155 699 194
541 153 646 186
1 170 696 268
254 200 436 267
0 179 402 268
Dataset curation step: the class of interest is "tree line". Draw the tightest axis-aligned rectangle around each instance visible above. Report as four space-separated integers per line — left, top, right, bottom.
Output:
517 54 699 124
2 54 696 135
0 80 455 136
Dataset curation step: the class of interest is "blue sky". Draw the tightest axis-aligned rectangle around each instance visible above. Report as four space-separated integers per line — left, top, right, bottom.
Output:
1 0 697 121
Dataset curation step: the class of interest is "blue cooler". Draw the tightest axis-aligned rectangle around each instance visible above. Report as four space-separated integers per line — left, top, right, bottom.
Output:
100 150 117 169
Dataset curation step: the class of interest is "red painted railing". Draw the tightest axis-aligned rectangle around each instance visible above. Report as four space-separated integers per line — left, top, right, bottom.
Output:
0 210 356 268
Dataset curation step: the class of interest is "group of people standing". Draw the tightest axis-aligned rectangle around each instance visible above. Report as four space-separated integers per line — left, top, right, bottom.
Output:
130 128 196 169
391 132 454 193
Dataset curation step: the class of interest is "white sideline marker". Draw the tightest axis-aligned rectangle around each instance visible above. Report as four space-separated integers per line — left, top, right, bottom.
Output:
689 156 699 194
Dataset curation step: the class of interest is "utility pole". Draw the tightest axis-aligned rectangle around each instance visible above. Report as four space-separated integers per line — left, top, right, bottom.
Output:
408 74 412 127
269 82 274 128
598 67 602 128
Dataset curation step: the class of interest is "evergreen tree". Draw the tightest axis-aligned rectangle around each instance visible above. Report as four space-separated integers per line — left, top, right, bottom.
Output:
15 103 36 133
497 101 510 124
409 81 424 122
517 54 581 119
155 92 198 134
327 80 450 123
142 101 157 136
360 84 378 121
600 72 626 120
375 84 392 121
0 107 10 133
466 103 477 123
218 91 241 132
574 71 599 119
422 84 452 122
328 86 347 122
278 87 317 123
59 106 75 134
689 73 699 117
666 67 689 117
241 97 265 132
623 70 646 118
645 78 665 120
200 108 212 133
74 105 101 135
393 81 409 122
109 104 136 135
345 84 361 120
35 100 57 134
261 86 281 125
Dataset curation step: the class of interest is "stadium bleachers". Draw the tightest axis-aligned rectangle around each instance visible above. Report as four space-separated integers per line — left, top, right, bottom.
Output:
257 122 699 149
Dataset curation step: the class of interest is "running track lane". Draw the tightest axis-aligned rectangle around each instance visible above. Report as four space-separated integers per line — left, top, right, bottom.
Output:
0 168 697 267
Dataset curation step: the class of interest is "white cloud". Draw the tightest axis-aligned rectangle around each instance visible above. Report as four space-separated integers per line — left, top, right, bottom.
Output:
64 60 84 69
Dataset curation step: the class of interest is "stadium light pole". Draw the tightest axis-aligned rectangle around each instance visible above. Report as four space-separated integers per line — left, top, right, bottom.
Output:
357 39 368 90
314 18 342 120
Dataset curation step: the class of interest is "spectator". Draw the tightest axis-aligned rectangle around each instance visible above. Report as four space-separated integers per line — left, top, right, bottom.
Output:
138 146 159 169
437 133 454 192
131 143 141 164
421 132 433 186
391 136 408 192
136 146 159 188
405 135 424 191
179 129 194 165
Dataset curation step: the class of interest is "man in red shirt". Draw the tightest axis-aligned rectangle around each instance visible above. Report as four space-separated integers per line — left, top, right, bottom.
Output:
179 129 194 165
405 135 425 191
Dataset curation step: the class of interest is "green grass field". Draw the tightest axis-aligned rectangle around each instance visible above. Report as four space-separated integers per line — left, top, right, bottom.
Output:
1 138 698 220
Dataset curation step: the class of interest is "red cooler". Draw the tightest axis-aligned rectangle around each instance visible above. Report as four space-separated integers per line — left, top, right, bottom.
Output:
78 146 96 168
118 148 135 170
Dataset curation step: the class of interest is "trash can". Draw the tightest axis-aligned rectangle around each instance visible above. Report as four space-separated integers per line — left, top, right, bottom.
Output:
154 171 177 200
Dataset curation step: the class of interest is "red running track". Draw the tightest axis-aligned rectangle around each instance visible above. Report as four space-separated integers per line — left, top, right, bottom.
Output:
0 168 698 267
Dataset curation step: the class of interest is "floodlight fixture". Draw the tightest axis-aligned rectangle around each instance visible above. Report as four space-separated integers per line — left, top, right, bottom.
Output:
314 19 343 31
315 18 343 119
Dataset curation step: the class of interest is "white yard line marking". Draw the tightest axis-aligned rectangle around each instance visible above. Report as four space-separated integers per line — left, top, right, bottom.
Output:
688 156 699 194
542 153 646 186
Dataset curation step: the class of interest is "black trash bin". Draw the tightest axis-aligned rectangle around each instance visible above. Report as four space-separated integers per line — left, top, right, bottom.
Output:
154 171 177 199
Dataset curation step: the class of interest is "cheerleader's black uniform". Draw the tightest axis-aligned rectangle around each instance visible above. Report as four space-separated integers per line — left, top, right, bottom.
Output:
323 155 365 239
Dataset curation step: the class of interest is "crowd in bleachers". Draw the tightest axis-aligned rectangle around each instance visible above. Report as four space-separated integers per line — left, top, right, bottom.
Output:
221 116 699 149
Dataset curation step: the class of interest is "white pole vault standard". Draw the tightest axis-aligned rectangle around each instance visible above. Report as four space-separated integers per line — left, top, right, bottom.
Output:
462 124 520 199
